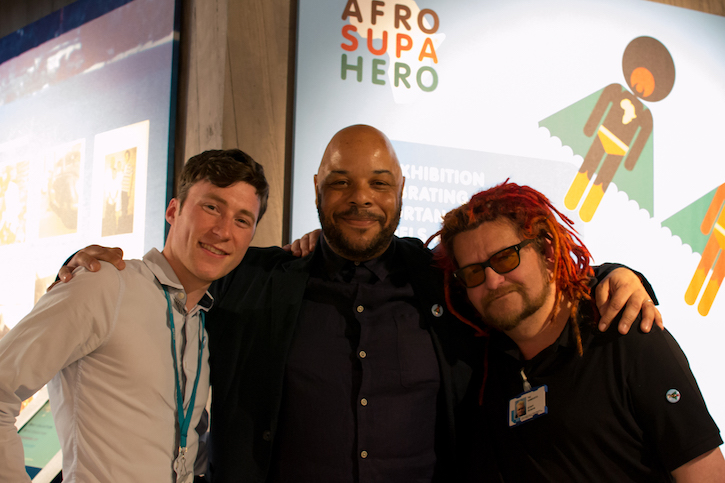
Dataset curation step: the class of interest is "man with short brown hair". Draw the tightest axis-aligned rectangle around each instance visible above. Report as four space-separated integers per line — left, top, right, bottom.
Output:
0 149 267 482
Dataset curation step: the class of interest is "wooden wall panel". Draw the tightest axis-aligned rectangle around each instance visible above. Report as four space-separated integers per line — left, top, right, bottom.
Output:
174 0 229 194
222 0 296 247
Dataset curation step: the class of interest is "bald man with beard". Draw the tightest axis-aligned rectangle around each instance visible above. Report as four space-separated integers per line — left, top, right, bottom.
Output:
61 125 660 482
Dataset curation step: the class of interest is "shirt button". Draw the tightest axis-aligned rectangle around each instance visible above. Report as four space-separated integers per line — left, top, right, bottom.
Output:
356 305 364 313
359 350 366 359
176 292 185 300
262 430 272 442
360 450 368 459
360 398 368 406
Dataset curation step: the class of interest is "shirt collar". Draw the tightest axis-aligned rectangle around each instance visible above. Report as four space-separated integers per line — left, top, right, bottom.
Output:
142 248 214 311
497 302 593 364
318 234 397 283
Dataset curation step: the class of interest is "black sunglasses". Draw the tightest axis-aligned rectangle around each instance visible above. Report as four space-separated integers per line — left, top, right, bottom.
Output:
453 239 535 288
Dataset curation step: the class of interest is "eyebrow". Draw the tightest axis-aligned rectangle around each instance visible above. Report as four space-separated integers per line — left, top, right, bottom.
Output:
204 193 257 221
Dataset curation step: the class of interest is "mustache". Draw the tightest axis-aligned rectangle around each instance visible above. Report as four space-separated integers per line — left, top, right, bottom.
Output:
482 284 524 306
333 206 385 223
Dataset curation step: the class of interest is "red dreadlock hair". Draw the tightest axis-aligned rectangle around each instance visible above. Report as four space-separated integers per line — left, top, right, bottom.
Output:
431 181 596 400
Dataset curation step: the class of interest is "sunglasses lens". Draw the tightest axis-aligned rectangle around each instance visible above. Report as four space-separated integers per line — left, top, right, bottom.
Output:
490 247 521 274
461 265 485 288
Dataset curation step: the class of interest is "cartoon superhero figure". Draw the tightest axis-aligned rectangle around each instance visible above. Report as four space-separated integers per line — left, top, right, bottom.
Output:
564 36 675 222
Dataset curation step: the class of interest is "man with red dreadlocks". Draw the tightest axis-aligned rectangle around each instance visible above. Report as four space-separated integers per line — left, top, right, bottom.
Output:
436 181 725 482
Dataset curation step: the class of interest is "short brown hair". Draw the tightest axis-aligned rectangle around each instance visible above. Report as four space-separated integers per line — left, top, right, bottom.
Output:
177 149 269 223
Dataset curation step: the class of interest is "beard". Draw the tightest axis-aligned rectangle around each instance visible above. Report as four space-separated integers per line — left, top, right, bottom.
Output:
317 198 401 261
478 261 552 332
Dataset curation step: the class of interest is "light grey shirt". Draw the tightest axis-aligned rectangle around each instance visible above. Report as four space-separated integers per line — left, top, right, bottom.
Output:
0 248 211 482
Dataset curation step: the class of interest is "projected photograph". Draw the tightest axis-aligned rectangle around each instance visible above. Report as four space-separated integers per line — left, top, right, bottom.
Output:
39 142 83 238
0 160 29 245
102 147 136 236
93 121 148 240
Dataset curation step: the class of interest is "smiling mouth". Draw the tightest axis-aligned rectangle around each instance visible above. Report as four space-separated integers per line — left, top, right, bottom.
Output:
340 217 380 227
200 243 228 256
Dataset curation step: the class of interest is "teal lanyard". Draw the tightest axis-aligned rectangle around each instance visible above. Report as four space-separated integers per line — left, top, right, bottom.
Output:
163 288 206 451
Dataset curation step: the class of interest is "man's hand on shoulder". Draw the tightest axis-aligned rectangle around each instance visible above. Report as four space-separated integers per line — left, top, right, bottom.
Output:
50 245 126 291
282 229 320 257
595 267 663 334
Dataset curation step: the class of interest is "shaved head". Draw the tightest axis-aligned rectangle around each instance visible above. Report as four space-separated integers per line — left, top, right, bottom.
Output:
317 125 403 189
314 125 405 261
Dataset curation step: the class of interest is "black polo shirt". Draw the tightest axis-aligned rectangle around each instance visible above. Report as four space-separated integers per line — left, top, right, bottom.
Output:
466 304 722 482
269 236 441 482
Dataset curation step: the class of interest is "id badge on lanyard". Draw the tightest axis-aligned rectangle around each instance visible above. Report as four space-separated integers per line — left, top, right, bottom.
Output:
509 368 547 427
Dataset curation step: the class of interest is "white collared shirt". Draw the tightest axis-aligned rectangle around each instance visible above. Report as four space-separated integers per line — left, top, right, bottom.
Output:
0 248 211 482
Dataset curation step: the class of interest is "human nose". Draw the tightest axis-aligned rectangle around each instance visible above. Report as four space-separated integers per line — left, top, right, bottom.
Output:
483 266 506 290
348 183 373 206
212 215 232 239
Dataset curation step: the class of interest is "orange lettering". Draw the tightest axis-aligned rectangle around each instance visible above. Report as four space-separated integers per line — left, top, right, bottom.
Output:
367 29 388 55
341 25 358 52
396 33 413 58
418 37 437 63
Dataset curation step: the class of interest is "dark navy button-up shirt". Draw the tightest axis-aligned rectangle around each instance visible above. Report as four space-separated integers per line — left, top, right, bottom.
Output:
269 236 441 482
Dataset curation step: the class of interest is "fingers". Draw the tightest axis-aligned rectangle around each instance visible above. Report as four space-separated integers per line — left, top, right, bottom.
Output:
596 267 641 333
652 304 664 330
300 229 321 257
635 299 656 333
624 298 662 332
614 293 647 334
282 229 321 258
57 245 126 284
598 289 659 334
595 278 615 331
83 245 125 270
297 231 319 257
286 240 303 257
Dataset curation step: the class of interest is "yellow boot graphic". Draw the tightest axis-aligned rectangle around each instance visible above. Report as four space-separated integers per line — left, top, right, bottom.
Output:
580 184 605 222
565 172 590 210
685 269 707 306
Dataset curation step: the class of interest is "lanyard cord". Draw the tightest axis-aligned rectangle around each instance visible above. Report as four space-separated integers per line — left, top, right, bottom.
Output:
520 368 532 392
164 288 206 450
